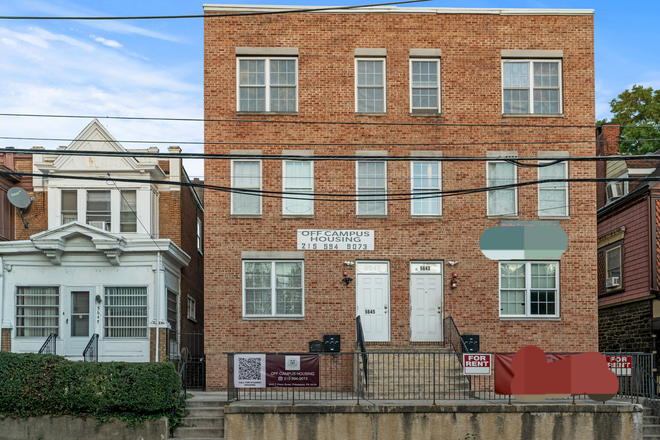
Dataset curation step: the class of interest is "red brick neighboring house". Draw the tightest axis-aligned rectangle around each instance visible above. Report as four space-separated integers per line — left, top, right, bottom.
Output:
0 153 20 242
204 4 596 390
597 124 660 373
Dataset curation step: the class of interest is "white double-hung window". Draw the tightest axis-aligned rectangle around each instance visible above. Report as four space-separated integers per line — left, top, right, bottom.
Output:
357 161 387 215
500 262 559 318
411 162 441 216
283 161 313 216
410 59 440 113
237 58 297 112
243 260 304 318
487 162 517 216
356 59 386 113
231 160 261 215
502 60 562 114
538 161 569 217
104 287 148 338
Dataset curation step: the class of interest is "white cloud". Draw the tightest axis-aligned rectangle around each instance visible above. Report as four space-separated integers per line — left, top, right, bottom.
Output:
92 35 123 48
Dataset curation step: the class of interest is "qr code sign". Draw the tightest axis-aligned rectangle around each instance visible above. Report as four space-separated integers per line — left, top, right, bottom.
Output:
234 354 265 387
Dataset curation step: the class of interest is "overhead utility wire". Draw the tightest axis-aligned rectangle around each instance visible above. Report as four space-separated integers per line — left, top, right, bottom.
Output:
0 0 429 20
4 147 660 163
0 170 651 202
0 136 654 148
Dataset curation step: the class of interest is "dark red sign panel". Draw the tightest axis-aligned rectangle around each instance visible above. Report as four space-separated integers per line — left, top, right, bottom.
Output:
266 354 319 387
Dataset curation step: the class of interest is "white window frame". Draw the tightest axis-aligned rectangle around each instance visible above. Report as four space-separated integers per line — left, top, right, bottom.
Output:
538 161 569 217
355 58 387 113
236 57 298 112
61 189 78 225
242 260 305 318
356 161 388 216
501 59 563 115
59 188 142 233
231 159 262 216
197 217 203 254
15 286 60 338
486 161 518 216
499 261 560 319
410 161 442 216
103 286 149 339
409 58 441 113
282 160 314 216
187 295 197 322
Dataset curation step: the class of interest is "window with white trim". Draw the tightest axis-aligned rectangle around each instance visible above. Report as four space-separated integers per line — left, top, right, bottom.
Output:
538 161 568 216
357 161 387 215
237 58 297 112
410 59 440 113
243 260 303 317
104 287 148 338
197 217 203 253
15 286 59 337
502 60 562 114
120 190 137 232
59 188 144 233
356 59 386 113
500 262 559 318
187 296 196 322
283 161 314 215
487 162 517 216
87 190 111 230
231 160 261 215
411 161 441 216
61 190 77 225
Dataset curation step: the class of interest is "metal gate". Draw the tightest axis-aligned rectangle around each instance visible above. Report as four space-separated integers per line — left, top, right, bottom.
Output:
167 330 205 390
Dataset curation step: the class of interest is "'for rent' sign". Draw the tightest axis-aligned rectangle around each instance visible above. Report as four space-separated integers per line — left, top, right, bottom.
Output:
463 354 492 375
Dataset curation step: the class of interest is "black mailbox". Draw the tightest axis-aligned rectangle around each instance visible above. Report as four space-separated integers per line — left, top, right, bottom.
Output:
309 340 323 353
324 334 341 353
463 335 480 353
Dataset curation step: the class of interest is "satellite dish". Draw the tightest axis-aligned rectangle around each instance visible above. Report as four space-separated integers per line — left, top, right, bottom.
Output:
7 187 32 209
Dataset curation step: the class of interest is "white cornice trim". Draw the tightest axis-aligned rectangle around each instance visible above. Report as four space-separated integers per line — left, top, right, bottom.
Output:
203 4 594 16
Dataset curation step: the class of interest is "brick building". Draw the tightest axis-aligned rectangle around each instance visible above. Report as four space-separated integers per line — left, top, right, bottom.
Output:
203 4 596 389
596 124 660 371
0 119 204 362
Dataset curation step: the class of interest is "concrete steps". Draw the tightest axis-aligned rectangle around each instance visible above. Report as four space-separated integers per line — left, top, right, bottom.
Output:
172 398 226 440
644 408 660 439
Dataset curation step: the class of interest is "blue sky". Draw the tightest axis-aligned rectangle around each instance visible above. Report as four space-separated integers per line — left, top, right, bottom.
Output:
0 0 658 178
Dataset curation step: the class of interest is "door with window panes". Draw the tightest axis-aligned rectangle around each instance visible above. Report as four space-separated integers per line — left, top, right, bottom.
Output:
64 287 94 356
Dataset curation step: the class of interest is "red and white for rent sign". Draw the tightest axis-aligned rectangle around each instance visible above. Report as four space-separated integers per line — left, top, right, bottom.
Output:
606 355 632 376
463 354 492 375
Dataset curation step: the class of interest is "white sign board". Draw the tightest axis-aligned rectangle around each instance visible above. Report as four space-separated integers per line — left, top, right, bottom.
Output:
297 230 374 251
463 354 492 375
235 354 266 388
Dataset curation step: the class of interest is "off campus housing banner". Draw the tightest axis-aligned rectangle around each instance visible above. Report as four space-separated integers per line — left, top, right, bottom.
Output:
234 354 320 388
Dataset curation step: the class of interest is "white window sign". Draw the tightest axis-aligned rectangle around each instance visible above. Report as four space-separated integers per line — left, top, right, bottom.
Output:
297 230 374 251
411 263 442 274
235 354 266 388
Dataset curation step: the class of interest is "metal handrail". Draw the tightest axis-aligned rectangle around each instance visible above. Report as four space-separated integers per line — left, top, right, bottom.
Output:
443 316 469 356
356 316 368 391
83 334 99 362
635 362 660 416
38 333 57 355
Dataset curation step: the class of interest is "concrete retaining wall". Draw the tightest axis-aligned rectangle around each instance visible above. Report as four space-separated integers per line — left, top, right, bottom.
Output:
224 403 643 440
0 415 168 440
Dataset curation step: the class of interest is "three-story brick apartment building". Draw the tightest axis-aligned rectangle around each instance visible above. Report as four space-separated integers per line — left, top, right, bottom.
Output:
203 4 596 389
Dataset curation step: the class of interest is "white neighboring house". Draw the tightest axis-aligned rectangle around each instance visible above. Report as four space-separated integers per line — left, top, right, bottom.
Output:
0 120 194 362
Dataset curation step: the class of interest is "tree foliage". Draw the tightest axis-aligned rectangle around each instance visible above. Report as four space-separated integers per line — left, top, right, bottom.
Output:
601 85 660 155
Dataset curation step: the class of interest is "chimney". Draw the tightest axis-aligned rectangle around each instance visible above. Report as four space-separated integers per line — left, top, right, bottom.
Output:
599 124 620 156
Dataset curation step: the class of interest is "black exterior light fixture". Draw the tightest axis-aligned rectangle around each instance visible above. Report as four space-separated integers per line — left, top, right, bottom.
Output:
342 277 353 286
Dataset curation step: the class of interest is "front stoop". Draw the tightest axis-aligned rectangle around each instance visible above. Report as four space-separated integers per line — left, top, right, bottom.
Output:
643 408 660 440
172 399 226 440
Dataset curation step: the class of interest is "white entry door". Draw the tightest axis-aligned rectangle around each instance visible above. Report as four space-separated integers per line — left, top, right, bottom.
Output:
356 262 390 342
65 287 94 356
410 262 443 342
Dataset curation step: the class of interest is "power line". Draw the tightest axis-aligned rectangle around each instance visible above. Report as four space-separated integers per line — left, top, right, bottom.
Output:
0 0 429 20
5 146 660 163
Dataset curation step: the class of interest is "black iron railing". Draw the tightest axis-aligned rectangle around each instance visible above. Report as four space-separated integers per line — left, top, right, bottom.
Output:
167 331 205 390
83 334 98 362
38 333 57 355
443 316 469 356
634 362 660 415
356 316 368 391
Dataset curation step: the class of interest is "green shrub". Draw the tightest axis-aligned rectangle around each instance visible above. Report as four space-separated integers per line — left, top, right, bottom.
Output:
0 352 181 428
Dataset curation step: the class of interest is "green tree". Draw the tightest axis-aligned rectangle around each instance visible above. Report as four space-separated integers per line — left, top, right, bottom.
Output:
601 85 660 155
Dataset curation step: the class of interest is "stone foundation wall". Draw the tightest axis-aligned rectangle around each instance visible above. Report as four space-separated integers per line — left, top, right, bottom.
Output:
599 299 652 353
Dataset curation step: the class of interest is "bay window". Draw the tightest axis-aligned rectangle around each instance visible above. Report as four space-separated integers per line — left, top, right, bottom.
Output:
500 262 559 318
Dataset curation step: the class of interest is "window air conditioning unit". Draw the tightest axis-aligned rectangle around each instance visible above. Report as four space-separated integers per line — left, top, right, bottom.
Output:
88 221 109 231
606 182 624 200
606 277 620 288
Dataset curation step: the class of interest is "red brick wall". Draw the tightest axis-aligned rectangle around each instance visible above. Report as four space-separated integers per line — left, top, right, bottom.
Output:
598 197 650 306
204 11 596 389
179 186 204 333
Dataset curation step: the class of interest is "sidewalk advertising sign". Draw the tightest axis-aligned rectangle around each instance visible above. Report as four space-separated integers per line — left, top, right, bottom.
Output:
234 354 320 388
606 355 632 376
463 354 491 375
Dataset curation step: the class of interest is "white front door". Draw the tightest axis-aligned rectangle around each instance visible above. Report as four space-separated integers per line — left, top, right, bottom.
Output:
410 262 443 342
65 287 94 356
356 262 390 342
